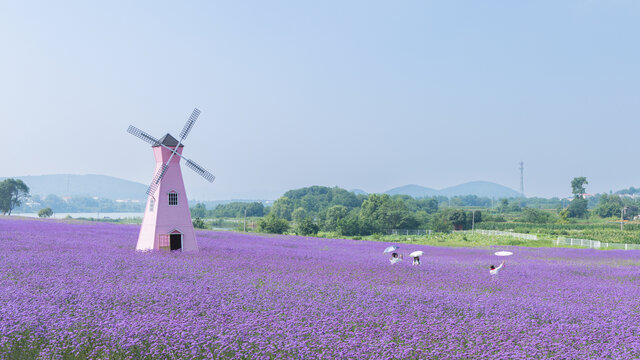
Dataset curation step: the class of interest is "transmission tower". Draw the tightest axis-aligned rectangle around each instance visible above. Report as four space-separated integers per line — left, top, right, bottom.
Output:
519 161 524 197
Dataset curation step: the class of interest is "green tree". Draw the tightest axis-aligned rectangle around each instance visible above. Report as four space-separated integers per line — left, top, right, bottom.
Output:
448 209 466 230
497 198 510 213
191 203 208 218
0 179 30 215
520 208 551 223
416 197 439 213
397 211 419 229
594 194 624 218
359 194 389 232
245 202 264 217
296 217 319 236
257 215 290 234
567 177 589 218
300 195 320 213
464 210 483 228
509 202 522 212
567 198 588 218
360 194 413 232
337 214 367 236
571 177 588 198
429 212 452 232
291 207 308 223
557 209 569 223
623 205 639 220
473 210 482 223
211 202 265 218
414 210 431 228
279 186 363 217
38 207 53 218
323 205 349 232
271 197 294 220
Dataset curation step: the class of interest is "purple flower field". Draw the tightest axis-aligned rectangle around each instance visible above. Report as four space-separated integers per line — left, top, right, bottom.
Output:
1 218 640 359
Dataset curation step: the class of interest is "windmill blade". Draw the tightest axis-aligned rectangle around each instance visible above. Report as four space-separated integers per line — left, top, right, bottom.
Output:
179 108 201 140
146 164 169 195
128 125 160 146
185 159 215 182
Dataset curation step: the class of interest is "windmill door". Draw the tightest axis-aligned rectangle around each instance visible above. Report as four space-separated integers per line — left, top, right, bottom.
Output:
169 230 183 251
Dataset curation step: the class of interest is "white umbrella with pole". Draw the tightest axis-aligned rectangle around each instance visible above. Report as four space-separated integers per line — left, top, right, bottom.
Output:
383 246 399 253
494 251 513 257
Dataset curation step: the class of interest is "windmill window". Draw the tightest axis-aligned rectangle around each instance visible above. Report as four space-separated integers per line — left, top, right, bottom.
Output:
149 197 155 212
168 191 178 206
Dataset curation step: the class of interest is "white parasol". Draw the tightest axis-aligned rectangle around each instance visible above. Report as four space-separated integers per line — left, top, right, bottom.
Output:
494 251 513 257
383 246 399 253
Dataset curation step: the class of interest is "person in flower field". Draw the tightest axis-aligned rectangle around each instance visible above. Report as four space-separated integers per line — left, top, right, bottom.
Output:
490 261 505 276
389 252 403 265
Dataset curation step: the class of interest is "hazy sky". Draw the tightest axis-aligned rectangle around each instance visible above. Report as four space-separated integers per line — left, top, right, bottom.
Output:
2 1 639 200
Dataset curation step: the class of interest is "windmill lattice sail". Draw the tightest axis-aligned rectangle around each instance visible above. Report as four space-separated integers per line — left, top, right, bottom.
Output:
127 125 160 146
185 159 215 182
180 108 201 140
147 164 169 196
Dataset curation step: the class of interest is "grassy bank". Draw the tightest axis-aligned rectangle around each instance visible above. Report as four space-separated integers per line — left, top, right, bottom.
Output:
310 232 558 249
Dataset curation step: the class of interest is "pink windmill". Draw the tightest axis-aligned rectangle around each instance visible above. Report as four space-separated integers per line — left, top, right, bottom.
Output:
126 108 215 252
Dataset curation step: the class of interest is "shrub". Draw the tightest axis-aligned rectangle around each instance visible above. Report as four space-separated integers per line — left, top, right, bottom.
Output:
38 208 53 218
520 208 552 224
257 215 290 234
192 217 207 229
296 217 319 236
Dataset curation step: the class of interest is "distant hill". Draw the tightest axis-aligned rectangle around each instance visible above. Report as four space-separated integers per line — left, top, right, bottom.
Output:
1 174 148 200
385 184 439 197
439 181 521 198
5 174 522 202
382 181 521 198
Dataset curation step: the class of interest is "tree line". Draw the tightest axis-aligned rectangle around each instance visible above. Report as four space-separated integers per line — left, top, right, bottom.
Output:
16 194 145 213
5 175 640 234
191 202 266 218
1 178 146 215
193 178 640 236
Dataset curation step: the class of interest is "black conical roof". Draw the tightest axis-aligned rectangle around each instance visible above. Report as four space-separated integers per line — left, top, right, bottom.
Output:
154 133 184 147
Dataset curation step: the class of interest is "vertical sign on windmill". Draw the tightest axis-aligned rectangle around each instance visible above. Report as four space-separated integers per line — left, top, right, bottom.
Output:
126 108 215 252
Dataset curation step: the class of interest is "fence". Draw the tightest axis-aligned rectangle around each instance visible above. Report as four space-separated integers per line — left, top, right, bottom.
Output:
389 229 640 250
463 229 538 240
390 229 537 239
389 229 430 236
554 237 640 250
476 221 640 231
